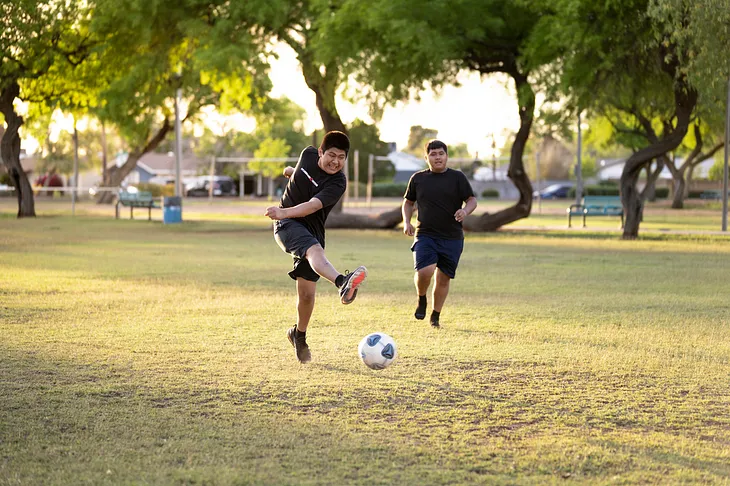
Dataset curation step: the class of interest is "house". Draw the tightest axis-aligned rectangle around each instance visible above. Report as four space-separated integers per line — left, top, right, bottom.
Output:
116 151 206 185
597 157 716 181
389 151 426 183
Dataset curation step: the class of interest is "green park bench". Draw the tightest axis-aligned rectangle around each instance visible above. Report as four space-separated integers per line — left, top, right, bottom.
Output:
700 190 723 200
567 195 624 228
115 191 161 221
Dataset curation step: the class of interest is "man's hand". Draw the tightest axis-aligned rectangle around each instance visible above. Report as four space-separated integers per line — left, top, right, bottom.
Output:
403 221 415 236
454 208 467 223
265 206 285 220
283 166 294 178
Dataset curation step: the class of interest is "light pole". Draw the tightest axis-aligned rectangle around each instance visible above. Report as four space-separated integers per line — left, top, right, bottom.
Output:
173 77 183 198
723 77 729 231
491 133 497 181
71 118 79 216
535 150 542 214
575 111 584 205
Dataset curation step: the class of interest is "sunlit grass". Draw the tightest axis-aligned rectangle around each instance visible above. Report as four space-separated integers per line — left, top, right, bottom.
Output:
1 213 730 484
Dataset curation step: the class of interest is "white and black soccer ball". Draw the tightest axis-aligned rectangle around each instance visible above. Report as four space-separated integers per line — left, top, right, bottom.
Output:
358 332 397 370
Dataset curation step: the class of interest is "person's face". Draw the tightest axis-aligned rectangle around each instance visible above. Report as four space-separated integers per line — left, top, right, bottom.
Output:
426 147 448 173
318 147 347 174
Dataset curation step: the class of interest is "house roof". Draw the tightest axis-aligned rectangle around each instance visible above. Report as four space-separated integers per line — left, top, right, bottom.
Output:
388 151 426 172
110 151 207 175
136 152 207 175
597 157 716 180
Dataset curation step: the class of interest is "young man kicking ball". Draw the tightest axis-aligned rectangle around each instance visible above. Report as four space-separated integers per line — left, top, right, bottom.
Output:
265 131 367 363
402 139 477 328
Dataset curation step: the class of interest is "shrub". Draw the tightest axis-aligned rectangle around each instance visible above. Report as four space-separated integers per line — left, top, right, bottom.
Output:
481 188 500 198
568 185 620 197
372 182 408 197
134 183 175 197
654 187 669 199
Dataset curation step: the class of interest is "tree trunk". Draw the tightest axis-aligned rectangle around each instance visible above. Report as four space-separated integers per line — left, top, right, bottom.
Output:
621 86 697 238
0 80 35 218
672 175 686 208
463 67 534 232
301 59 347 135
96 119 172 204
325 206 402 229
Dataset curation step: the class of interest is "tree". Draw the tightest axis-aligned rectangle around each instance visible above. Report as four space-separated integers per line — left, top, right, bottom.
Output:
318 0 542 231
649 0 729 206
0 0 94 217
526 0 698 238
253 97 310 157
89 0 273 202
347 119 393 182
404 126 439 156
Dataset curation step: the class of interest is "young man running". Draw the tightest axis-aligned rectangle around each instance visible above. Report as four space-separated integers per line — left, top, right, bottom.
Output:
402 139 477 328
265 131 367 363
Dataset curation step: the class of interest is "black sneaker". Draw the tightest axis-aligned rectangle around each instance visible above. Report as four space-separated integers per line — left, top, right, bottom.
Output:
415 301 427 320
430 317 440 328
338 266 367 305
287 326 311 363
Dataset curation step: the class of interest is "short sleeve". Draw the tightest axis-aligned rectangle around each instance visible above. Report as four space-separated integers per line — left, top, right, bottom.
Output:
458 171 475 201
404 173 418 201
313 176 346 208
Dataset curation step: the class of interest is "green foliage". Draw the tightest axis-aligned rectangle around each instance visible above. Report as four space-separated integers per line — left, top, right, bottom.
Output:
89 0 273 155
481 188 500 198
449 143 471 159
253 97 310 157
708 160 724 182
250 138 290 178
347 119 393 182
569 185 621 197
404 126 438 156
2 0 96 106
570 155 598 179
0 171 12 186
372 182 408 197
648 0 730 108
133 182 175 197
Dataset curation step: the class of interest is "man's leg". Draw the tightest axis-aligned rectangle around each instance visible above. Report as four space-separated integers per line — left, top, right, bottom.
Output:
296 278 317 333
305 244 367 305
304 244 339 284
414 263 436 320
430 268 452 327
432 268 451 312
288 277 316 363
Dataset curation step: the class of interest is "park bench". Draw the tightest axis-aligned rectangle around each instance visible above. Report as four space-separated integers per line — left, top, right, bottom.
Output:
567 195 624 228
700 190 723 200
115 191 160 221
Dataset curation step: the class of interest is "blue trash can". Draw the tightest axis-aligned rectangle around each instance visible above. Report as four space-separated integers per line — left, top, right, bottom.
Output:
163 196 182 224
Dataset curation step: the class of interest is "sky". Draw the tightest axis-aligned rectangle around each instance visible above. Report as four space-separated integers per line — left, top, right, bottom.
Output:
23 43 522 159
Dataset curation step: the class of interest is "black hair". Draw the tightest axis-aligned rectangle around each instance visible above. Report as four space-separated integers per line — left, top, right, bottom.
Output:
425 139 448 155
320 131 350 156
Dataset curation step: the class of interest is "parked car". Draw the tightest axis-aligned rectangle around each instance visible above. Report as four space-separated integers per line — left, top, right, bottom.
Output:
533 183 573 199
185 176 237 197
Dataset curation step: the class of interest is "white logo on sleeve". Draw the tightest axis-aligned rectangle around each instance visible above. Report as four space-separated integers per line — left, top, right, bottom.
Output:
300 168 319 187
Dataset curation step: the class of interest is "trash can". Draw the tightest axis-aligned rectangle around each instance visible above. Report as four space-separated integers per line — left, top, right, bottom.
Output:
162 196 182 224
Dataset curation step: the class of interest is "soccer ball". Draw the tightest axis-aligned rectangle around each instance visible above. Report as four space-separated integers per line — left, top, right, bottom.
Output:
358 332 397 370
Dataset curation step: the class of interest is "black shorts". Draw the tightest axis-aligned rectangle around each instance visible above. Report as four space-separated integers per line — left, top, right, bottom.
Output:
273 219 321 282
411 235 464 279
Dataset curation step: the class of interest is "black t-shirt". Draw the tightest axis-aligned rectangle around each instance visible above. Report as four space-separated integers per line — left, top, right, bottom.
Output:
279 146 346 246
404 168 475 240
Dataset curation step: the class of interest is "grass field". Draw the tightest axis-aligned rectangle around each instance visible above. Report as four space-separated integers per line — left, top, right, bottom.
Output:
1 207 730 484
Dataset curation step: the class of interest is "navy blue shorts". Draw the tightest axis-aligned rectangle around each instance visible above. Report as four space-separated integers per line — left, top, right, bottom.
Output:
411 235 464 279
274 219 321 282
